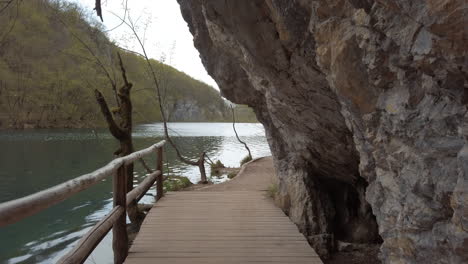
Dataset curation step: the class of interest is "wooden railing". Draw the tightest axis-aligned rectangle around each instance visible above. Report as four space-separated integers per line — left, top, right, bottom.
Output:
0 140 166 264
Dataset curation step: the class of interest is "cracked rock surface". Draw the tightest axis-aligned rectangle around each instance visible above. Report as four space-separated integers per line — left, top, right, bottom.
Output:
177 0 468 263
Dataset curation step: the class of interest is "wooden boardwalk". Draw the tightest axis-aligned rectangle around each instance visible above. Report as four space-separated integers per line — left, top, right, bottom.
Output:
125 157 322 264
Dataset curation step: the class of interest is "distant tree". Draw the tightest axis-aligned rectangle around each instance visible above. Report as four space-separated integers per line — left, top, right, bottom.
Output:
0 0 230 129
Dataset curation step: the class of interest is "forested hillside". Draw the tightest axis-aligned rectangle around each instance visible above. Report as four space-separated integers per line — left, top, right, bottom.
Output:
0 0 254 129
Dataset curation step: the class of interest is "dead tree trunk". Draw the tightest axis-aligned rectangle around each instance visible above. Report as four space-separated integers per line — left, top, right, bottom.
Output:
55 13 146 222
95 53 142 222
198 152 207 184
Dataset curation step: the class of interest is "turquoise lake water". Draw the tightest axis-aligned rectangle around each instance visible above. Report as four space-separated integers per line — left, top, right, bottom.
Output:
0 122 271 264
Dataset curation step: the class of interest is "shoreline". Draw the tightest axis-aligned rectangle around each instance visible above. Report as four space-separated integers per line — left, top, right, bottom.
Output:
0 121 260 131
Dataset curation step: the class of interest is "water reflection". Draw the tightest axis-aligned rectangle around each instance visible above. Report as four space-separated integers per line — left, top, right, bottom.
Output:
0 123 270 264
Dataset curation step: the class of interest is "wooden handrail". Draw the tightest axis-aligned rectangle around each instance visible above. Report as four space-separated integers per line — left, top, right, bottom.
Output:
0 140 165 227
0 140 166 264
57 206 125 263
126 170 161 206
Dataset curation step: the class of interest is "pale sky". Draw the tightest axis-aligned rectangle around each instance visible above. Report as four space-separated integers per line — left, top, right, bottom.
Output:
68 0 219 89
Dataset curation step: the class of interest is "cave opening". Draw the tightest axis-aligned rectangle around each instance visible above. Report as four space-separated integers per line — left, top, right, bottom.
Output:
301 162 383 254
317 177 382 244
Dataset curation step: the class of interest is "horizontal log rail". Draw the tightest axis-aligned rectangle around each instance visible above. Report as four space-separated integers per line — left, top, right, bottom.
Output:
0 140 166 264
57 206 125 263
126 170 161 207
0 140 165 227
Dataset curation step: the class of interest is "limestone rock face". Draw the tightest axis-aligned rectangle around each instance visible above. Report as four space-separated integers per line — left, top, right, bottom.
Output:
167 98 228 122
177 0 468 262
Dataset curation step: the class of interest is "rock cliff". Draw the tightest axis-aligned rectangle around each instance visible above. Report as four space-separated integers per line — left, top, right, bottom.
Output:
177 0 467 263
167 98 227 122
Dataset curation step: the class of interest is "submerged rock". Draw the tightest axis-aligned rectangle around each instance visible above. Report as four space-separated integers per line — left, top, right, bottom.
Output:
177 0 467 263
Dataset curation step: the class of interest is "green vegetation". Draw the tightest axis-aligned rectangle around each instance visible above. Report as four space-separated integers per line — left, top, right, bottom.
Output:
267 184 278 198
210 160 225 175
232 104 258 123
227 172 237 179
163 176 192 192
0 0 256 129
240 155 253 166
209 159 241 179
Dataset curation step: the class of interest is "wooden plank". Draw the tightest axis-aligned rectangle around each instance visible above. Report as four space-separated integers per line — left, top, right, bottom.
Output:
137 225 299 230
129 248 316 254
125 157 321 264
57 206 124 264
128 251 316 256
134 233 302 238
130 243 314 250
131 238 308 242
130 243 312 249
126 192 321 264
125 257 323 264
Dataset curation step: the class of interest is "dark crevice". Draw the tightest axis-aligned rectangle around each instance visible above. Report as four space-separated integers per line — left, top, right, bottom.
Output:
318 176 382 244
302 164 382 257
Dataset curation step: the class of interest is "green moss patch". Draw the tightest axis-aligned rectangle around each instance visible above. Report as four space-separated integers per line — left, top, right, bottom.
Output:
240 155 253 166
267 183 278 198
163 176 193 192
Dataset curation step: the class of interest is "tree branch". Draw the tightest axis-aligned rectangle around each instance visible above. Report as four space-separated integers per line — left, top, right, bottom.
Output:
50 9 120 107
94 89 126 140
118 52 130 89
116 53 132 133
94 0 103 22
139 158 153 174
231 106 252 159
110 11 201 166
104 0 128 32
0 0 15 15
0 0 20 49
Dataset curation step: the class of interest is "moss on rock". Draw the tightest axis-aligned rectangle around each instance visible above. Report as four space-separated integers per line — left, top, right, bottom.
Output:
163 176 192 192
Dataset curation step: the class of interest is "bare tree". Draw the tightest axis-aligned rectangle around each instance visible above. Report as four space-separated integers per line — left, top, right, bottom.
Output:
231 106 252 161
111 11 209 183
48 7 154 221
93 53 148 222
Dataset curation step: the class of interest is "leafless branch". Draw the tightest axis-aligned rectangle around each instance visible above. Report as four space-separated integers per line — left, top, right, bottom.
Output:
0 0 15 14
0 0 20 49
94 89 126 140
231 106 252 160
139 158 153 174
50 8 119 101
110 10 208 182
104 0 128 32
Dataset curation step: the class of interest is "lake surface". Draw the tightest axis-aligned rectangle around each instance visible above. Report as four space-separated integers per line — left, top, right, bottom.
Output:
0 123 271 264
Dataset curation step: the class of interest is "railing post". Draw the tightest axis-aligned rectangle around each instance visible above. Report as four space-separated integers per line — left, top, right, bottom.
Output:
199 152 207 184
113 164 128 264
156 146 164 201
